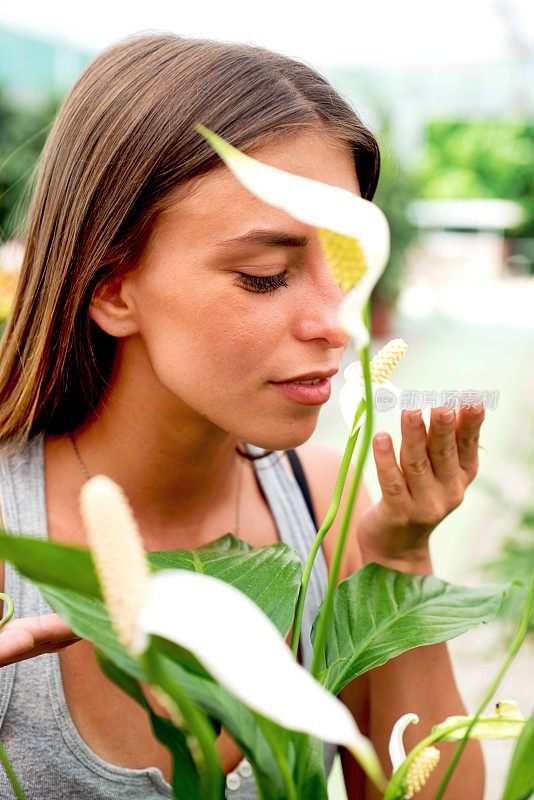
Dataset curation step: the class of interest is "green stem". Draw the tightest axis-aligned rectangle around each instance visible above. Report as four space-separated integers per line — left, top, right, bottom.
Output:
433 567 534 800
0 740 26 799
290 302 373 659
310 302 374 679
289 401 364 657
140 645 224 798
0 592 15 628
255 717 298 800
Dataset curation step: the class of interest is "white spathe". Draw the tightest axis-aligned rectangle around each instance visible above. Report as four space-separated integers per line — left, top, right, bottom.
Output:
134 568 385 788
195 124 390 348
389 713 420 772
81 474 386 790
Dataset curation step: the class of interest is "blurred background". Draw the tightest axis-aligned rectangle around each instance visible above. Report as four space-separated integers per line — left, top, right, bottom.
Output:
0 2 532 798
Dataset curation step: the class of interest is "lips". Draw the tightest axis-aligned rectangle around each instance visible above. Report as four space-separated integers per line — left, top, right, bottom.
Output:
271 368 338 383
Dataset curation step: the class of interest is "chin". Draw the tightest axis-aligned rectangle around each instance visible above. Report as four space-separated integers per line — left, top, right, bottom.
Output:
242 417 319 453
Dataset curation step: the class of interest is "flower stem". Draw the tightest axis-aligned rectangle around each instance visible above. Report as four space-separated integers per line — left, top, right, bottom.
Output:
310 322 373 679
432 567 534 800
289 402 364 657
0 592 15 628
0 739 26 799
140 644 224 797
290 301 373 660
255 717 298 800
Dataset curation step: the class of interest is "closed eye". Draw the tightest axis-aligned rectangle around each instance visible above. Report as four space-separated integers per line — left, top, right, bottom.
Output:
234 270 290 294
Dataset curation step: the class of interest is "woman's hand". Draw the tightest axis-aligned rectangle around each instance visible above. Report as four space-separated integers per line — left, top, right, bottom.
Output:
357 403 485 570
0 613 82 666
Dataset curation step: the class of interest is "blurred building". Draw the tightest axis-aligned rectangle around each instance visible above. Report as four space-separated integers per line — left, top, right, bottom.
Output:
2 18 532 151
0 24 95 107
326 60 534 168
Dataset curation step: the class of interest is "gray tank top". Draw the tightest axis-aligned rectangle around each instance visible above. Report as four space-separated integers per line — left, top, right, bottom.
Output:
0 434 338 799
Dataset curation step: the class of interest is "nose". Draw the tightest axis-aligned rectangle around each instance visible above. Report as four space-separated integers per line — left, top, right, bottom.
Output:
293 266 352 351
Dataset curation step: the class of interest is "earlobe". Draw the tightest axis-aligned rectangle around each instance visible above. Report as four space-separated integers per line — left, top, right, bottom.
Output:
88 275 139 338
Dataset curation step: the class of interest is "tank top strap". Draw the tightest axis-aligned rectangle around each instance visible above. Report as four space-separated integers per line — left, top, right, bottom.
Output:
245 443 328 669
244 443 337 782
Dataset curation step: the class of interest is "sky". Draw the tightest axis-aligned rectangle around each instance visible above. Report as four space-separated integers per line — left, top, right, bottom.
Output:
1 0 533 68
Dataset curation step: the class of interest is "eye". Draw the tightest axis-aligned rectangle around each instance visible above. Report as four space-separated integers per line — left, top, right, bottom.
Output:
234 270 290 294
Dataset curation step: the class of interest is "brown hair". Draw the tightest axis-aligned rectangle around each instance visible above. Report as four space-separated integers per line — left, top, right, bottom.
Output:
0 31 381 454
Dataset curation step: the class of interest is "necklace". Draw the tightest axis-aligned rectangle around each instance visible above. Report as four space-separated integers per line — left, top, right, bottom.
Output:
68 431 244 538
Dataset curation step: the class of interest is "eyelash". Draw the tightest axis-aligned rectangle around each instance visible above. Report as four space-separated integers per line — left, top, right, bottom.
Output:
235 270 290 294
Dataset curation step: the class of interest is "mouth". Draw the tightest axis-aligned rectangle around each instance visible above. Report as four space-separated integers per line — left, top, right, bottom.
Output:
270 368 338 384
268 376 333 406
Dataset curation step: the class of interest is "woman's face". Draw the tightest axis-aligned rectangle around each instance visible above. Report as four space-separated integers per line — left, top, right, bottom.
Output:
122 129 359 450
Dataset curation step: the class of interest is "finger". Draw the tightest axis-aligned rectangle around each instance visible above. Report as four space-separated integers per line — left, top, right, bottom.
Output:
399 409 436 502
1 613 79 647
0 628 35 663
372 432 411 512
457 402 485 480
427 406 461 483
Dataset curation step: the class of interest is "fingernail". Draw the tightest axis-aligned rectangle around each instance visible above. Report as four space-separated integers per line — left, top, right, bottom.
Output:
409 411 422 427
376 435 390 451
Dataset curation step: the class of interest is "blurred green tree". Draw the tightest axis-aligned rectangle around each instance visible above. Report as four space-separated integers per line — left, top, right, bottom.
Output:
0 82 62 241
369 119 420 335
372 136 419 306
415 119 534 237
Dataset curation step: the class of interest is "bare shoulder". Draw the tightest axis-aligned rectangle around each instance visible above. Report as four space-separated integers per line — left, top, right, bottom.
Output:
282 439 372 581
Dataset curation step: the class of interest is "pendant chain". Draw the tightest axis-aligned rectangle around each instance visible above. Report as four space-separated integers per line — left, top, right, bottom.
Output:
68 431 244 538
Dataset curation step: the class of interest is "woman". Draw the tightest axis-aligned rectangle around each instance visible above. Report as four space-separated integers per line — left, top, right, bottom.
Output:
0 32 485 799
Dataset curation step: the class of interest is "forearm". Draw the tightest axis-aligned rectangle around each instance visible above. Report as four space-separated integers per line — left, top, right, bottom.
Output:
364 552 485 800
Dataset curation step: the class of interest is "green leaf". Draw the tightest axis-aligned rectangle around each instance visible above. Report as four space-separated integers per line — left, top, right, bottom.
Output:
95 649 203 799
311 564 507 694
40 582 145 678
291 734 329 797
0 531 302 638
501 714 534 800
0 530 315 798
0 529 100 597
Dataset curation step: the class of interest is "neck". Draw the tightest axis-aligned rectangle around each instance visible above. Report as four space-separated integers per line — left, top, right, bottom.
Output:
49 346 247 549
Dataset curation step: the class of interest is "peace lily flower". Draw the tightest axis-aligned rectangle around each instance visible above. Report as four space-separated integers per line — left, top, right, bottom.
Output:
195 124 390 348
389 713 440 799
388 701 525 798
340 338 407 434
80 474 387 790
339 337 432 437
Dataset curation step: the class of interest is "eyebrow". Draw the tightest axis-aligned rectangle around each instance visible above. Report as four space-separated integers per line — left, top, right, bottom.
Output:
215 228 310 250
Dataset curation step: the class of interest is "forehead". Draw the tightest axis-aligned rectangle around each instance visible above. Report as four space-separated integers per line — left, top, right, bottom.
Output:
155 130 361 249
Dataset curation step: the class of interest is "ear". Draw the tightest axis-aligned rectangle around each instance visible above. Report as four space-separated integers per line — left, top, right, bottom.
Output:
89 274 139 337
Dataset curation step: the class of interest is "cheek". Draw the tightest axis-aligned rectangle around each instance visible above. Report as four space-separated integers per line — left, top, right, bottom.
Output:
134 271 288 393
